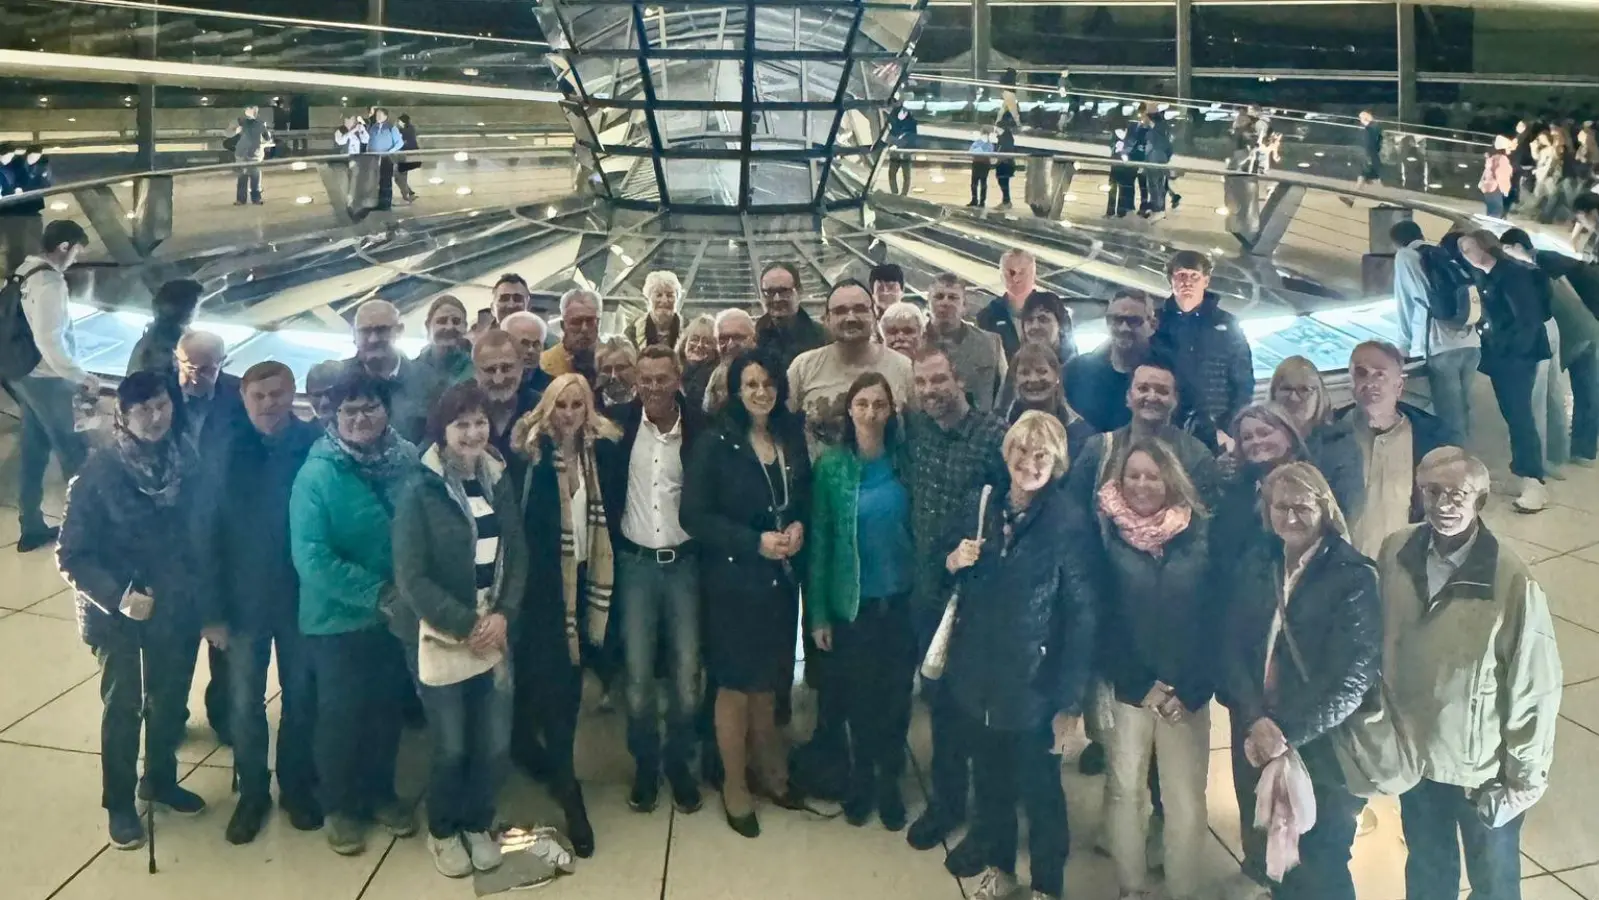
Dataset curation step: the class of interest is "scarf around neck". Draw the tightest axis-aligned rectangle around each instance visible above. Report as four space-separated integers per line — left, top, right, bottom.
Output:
1097 480 1191 558
326 423 413 503
111 424 187 507
550 441 614 665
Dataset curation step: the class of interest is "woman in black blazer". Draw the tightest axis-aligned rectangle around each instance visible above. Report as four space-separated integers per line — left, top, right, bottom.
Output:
1225 462 1381 900
682 350 812 838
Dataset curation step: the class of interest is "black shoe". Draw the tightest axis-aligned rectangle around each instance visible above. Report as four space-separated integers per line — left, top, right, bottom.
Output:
282 794 323 831
1171 193 1183 209
628 764 659 813
944 836 986 879
844 789 873 827
226 794 272 845
723 802 760 838
907 809 955 851
16 526 58 553
1078 740 1107 776
666 763 702 814
560 783 594 858
878 781 907 832
108 806 146 850
140 782 206 816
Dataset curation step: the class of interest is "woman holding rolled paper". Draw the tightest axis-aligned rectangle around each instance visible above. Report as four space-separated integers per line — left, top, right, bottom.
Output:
936 410 1100 900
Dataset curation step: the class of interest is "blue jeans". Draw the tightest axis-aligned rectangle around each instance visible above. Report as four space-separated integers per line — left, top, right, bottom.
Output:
1401 778 1524 900
1489 359 1547 480
307 628 406 820
415 666 513 837
9 374 86 537
1428 347 1481 446
228 615 315 804
1485 191 1506 218
617 551 701 769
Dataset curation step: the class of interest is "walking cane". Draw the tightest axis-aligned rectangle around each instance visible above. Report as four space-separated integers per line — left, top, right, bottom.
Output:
137 623 157 875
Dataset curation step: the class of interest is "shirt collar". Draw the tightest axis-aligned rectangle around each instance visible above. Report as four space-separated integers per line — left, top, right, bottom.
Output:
640 410 682 440
1428 527 1479 570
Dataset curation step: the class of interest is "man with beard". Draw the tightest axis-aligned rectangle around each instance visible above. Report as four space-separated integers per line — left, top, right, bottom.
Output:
491 273 532 325
1067 357 1222 508
878 301 926 360
1067 289 1157 433
541 288 602 386
869 263 907 323
596 337 640 411
602 345 707 816
901 346 1009 861
1003 341 1095 455
342 298 439 444
413 294 473 387
501 310 551 392
195 361 322 844
755 261 828 371
787 279 913 454
926 274 1006 412
977 248 1054 360
1151 250 1254 440
472 329 540 459
704 308 758 414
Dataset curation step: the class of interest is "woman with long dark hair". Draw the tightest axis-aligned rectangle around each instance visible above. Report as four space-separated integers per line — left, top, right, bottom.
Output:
683 350 812 837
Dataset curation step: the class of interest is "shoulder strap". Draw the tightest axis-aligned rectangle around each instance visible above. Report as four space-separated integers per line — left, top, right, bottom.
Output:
1275 572 1312 683
10 263 50 287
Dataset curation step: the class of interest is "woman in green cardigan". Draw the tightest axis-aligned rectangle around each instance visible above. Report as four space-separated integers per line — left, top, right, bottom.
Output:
805 372 916 831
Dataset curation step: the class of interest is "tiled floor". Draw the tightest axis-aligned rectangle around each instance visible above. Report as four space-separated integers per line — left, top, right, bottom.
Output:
4 382 1599 900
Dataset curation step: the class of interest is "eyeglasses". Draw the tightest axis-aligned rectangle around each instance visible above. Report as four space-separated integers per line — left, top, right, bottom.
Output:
1107 314 1148 328
1274 385 1317 398
337 402 384 421
761 286 796 300
1421 485 1475 505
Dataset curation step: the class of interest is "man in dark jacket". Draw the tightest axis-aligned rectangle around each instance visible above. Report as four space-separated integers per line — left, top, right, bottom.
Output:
977 248 1054 361
195 361 322 844
1151 250 1255 441
1067 289 1157 433
1069 357 1224 509
601 346 709 815
755 261 828 371
473 329 541 460
344 298 441 445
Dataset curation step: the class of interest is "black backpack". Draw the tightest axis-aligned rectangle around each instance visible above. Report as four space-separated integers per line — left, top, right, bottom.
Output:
1414 243 1474 329
0 264 47 381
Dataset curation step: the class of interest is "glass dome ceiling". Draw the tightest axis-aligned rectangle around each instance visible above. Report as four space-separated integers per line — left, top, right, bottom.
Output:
536 0 927 213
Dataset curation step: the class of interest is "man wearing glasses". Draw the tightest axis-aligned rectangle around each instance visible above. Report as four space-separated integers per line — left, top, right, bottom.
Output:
755 261 828 372
541 288 603 387
1150 250 1254 442
343 298 439 445
1066 289 1156 433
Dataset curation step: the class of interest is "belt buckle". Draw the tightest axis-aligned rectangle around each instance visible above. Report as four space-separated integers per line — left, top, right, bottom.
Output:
654 547 677 565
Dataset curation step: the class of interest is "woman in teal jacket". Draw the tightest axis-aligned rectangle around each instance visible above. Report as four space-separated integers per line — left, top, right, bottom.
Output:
804 372 916 831
290 372 419 857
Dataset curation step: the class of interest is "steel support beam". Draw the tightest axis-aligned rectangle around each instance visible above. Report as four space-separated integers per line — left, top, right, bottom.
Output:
1243 182 1306 258
1397 2 1418 126
367 0 387 78
1174 0 1193 103
71 186 144 265
972 0 991 82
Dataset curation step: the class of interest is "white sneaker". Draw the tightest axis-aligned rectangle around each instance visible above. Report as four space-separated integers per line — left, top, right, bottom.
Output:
1356 804 1378 837
971 867 1020 900
429 834 473 878
1514 477 1548 513
1571 457 1596 468
463 830 503 871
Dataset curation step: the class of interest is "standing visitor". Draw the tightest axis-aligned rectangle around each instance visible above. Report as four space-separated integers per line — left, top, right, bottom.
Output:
415 295 475 387
755 262 828 371
1067 289 1157 433
888 108 918 196
541 288 604 386
627 270 685 350
925 273 1007 411
787 279 913 453
1153 250 1255 440
1390 221 1481 444
228 104 272 206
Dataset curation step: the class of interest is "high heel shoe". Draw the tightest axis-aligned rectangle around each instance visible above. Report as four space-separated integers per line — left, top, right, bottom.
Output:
723 800 760 838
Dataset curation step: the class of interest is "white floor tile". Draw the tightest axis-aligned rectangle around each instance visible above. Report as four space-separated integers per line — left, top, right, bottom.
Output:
1484 501 1599 555
1556 619 1599 687
0 742 121 900
1533 556 1599 633
1556 865 1599 899
1524 874 1589 900
1562 682 1599 735
1523 725 1599 871
0 611 99 732
0 542 70 610
1501 537 1566 566
24 588 78 621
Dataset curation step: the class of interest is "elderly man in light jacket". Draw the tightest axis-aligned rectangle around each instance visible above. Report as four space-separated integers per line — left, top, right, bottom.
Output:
1377 446 1562 900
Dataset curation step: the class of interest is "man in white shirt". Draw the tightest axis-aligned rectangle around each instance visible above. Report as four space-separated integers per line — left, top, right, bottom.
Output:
787 279 914 454
609 345 705 816
11 220 95 551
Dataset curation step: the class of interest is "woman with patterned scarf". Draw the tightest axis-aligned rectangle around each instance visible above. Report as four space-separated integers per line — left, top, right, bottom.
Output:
289 372 420 857
59 371 208 850
506 372 623 859
1094 436 1218 900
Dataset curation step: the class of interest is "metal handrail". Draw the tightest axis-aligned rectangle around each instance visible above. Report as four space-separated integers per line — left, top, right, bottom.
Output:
905 73 1497 150
39 0 553 49
15 124 570 152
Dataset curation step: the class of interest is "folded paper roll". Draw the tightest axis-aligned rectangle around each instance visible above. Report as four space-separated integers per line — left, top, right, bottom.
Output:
920 484 992 681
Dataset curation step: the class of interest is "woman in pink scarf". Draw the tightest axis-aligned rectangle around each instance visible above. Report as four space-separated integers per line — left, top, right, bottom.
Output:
1094 437 1217 900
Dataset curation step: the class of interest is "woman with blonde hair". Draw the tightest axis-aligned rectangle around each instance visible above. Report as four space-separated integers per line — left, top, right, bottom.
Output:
1218 401 1363 558
504 373 624 859
677 313 719 411
1223 461 1380 898
940 410 1098 900
1094 436 1215 900
627 270 685 350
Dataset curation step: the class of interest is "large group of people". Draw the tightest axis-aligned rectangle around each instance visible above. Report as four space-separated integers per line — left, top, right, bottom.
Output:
0 217 1569 900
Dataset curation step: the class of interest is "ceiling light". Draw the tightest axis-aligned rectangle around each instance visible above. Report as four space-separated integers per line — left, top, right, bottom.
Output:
428 176 444 185
1098 183 1111 192
124 212 137 219
1297 162 1310 168
290 161 307 171
1215 207 1230 216
454 151 470 162
120 180 134 187
48 201 67 211
456 186 473 195
1313 151 1325 158
462 68 480 76
295 195 313 204
242 44 253 51
476 122 486 127
1063 192 1077 202
67 117 76 123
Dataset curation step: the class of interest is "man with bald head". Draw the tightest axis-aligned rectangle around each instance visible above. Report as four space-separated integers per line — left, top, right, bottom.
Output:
343 298 440 444
473 328 542 458
501 310 552 392
704 308 757 414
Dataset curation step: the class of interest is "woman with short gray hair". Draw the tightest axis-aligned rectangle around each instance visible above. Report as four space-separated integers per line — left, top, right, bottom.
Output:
628 270 685 350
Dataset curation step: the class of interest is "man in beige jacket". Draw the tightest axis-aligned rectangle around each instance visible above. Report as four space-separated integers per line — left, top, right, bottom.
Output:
1377 447 1562 900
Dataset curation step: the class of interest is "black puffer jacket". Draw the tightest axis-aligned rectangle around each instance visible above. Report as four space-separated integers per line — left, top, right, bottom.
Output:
1152 291 1255 432
1096 510 1218 711
1225 534 1380 768
942 477 1099 731
1475 256 1553 371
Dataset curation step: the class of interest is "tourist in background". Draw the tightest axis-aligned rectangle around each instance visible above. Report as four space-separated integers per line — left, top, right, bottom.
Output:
126 279 203 377
1225 462 1380 900
806 373 916 831
227 104 272 206
969 126 996 209
1096 437 1215 900
683 351 811 837
505 373 623 859
392 382 528 877
1391 221 1481 444
394 113 421 203
888 108 918 196
1481 137 1514 218
290 372 419 855
58 372 207 850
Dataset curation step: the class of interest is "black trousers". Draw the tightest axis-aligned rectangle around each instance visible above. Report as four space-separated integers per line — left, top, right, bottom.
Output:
926 679 970 822
377 158 395 209
889 157 912 195
1568 344 1599 461
1488 358 1546 480
1277 748 1362 900
307 628 406 819
834 595 915 791
203 642 231 743
96 623 201 811
795 624 850 798
964 711 1070 898
970 164 990 206
1107 166 1137 216
511 636 582 790
1229 713 1269 881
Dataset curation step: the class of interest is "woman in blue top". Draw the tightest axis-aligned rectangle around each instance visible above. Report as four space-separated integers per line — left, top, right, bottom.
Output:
805 372 916 831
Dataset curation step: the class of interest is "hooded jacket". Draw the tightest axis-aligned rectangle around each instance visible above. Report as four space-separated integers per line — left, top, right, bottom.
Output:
1152 291 1255 431
17 254 86 383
